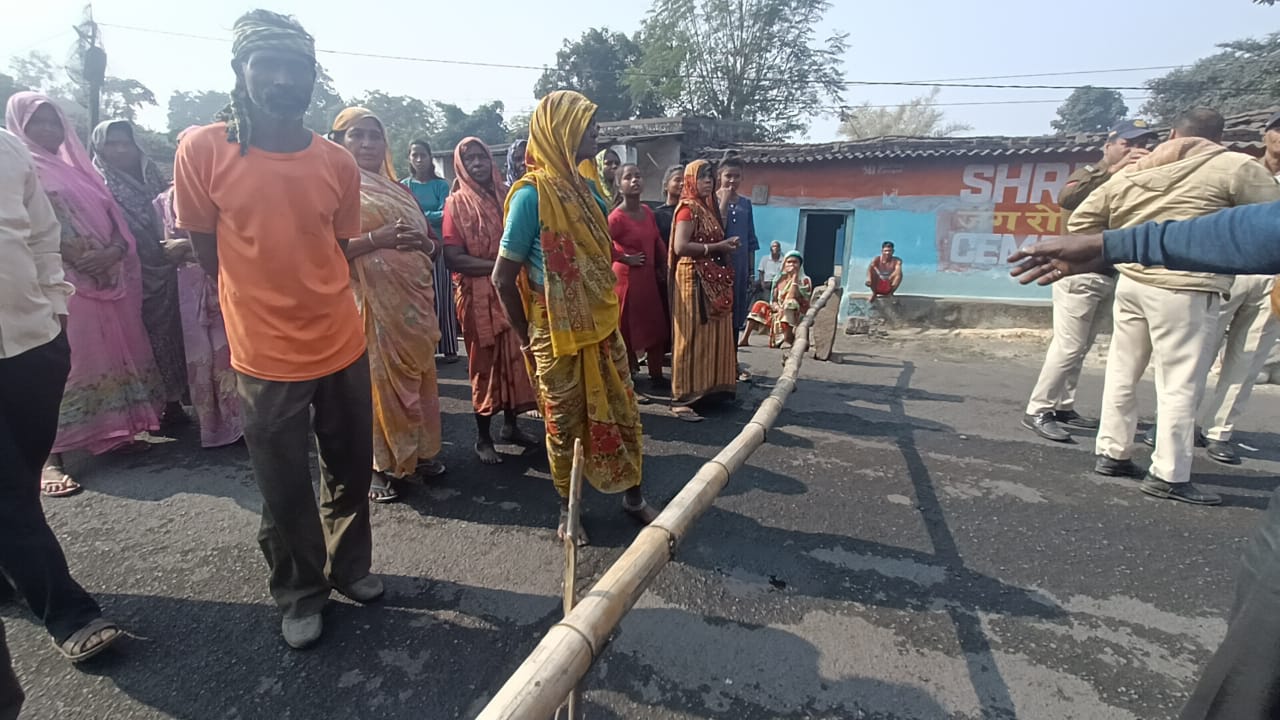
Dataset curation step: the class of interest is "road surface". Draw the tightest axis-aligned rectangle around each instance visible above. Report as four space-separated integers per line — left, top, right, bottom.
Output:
7 333 1276 719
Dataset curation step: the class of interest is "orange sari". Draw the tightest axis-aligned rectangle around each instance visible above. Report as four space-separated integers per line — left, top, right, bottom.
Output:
444 137 536 416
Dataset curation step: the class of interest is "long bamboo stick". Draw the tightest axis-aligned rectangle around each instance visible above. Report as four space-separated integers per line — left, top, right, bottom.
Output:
477 279 841 720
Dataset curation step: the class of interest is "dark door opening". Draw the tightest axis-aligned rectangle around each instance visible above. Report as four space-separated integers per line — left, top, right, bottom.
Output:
801 213 847 286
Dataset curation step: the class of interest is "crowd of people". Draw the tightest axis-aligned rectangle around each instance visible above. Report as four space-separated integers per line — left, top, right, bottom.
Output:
0 10 822 706
1021 110 1280 509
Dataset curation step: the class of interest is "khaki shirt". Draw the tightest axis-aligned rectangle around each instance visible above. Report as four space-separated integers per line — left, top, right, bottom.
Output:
1057 161 1112 216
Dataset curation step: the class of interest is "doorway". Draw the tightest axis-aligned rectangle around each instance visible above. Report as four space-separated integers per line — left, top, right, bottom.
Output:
798 211 851 286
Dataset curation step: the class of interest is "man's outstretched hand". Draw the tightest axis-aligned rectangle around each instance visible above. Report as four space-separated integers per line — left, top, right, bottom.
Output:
1008 234 1109 285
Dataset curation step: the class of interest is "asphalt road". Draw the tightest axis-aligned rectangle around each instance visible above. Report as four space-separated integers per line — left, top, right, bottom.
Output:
7 333 1277 720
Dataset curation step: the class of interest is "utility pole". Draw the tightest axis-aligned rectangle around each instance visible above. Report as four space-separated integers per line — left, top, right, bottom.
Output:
75 8 106 147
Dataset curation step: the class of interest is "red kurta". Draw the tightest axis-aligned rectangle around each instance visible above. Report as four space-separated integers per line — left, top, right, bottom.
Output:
608 205 670 353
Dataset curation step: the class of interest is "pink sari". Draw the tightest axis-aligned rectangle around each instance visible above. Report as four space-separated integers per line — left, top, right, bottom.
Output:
156 188 243 448
5 92 161 454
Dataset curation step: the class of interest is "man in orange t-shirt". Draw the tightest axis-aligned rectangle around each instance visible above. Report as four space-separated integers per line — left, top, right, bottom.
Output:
173 10 379 650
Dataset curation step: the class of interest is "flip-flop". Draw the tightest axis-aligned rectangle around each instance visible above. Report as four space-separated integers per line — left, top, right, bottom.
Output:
55 618 122 663
418 458 447 478
41 467 83 498
368 475 400 504
671 407 703 423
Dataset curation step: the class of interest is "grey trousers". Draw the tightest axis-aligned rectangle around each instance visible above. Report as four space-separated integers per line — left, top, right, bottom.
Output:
236 355 374 619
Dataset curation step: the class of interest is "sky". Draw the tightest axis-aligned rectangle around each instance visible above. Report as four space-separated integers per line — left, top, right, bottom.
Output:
4 0 1277 142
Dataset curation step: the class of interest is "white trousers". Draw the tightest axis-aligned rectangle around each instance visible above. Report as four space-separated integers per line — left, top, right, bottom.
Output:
1096 275 1221 484
1198 275 1280 441
1025 273 1116 416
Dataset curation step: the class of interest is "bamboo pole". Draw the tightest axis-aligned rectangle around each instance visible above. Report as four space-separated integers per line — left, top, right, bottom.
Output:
477 279 841 720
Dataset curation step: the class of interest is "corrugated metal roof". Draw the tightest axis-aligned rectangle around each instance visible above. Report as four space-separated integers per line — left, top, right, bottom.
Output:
698 108 1276 164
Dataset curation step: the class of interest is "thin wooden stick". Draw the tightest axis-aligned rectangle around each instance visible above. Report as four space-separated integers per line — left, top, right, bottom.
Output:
479 279 841 720
555 440 586 720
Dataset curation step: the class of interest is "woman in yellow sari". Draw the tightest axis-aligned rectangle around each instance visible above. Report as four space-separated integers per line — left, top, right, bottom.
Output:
330 107 445 503
492 90 659 544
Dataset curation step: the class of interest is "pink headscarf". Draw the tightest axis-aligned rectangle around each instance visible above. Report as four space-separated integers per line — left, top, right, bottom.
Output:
5 91 139 298
5 91 135 249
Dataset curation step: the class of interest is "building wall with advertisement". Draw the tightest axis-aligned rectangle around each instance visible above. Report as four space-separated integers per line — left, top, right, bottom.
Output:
738 153 1100 320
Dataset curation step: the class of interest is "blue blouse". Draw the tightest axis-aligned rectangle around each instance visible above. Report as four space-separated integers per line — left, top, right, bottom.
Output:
499 182 608 287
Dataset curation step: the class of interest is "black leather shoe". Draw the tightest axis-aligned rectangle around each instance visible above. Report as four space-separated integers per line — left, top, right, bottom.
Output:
1054 410 1099 430
1139 476 1221 506
1095 455 1145 478
1023 412 1070 442
1205 439 1240 465
1142 427 1156 448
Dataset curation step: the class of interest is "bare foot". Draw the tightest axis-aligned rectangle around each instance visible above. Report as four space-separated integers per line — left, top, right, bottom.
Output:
557 509 590 546
475 441 503 465
499 425 540 448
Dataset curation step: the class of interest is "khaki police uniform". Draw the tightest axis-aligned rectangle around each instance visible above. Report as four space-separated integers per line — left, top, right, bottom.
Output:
1024 162 1118 418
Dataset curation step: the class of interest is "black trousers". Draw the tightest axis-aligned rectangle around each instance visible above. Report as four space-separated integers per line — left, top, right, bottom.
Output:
0 619 21 720
1181 486 1280 719
236 354 374 619
0 333 102 643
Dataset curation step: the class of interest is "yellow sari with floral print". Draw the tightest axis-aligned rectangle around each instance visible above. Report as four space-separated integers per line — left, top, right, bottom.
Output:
507 90 642 496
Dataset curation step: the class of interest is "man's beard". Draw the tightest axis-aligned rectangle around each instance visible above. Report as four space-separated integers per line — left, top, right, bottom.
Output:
253 87 311 120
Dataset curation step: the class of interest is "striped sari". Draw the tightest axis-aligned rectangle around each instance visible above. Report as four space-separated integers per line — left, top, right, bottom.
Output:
670 160 737 407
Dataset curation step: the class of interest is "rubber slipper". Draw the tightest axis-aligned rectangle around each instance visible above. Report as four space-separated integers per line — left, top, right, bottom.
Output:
55 618 122 663
368 475 400 504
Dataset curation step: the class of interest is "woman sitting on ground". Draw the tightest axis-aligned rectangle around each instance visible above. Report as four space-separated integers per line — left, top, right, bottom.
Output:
740 251 811 349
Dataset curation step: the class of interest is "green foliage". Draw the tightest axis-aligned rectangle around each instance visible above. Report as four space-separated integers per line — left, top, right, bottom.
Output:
839 88 972 139
632 0 847 140
166 90 230 137
534 28 662 121
1143 33 1280 123
431 101 508 156
303 65 347 135
1051 86 1128 134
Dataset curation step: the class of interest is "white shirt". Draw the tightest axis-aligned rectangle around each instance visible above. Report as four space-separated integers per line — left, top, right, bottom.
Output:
0 128 72 359
758 254 783 281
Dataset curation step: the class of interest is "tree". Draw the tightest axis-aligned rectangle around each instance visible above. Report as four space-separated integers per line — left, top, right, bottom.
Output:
432 101 508 154
0 73 26 111
838 88 972 139
303 65 347 134
7 50 156 138
1051 86 1128 134
506 110 532 142
167 90 230 136
352 90 441 177
632 0 847 140
535 28 662 121
1143 33 1280 124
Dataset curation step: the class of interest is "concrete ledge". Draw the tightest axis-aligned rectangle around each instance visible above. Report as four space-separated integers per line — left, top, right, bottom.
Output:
846 295 1053 331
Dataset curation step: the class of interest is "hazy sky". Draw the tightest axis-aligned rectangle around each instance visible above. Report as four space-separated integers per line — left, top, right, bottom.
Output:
5 0 1275 141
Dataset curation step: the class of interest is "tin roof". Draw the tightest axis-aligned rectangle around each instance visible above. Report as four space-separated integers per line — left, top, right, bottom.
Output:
698 108 1275 164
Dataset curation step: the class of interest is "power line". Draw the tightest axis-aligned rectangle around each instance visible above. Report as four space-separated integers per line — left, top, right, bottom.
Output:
911 65 1183 83
829 95 1151 111
97 21 1255 94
